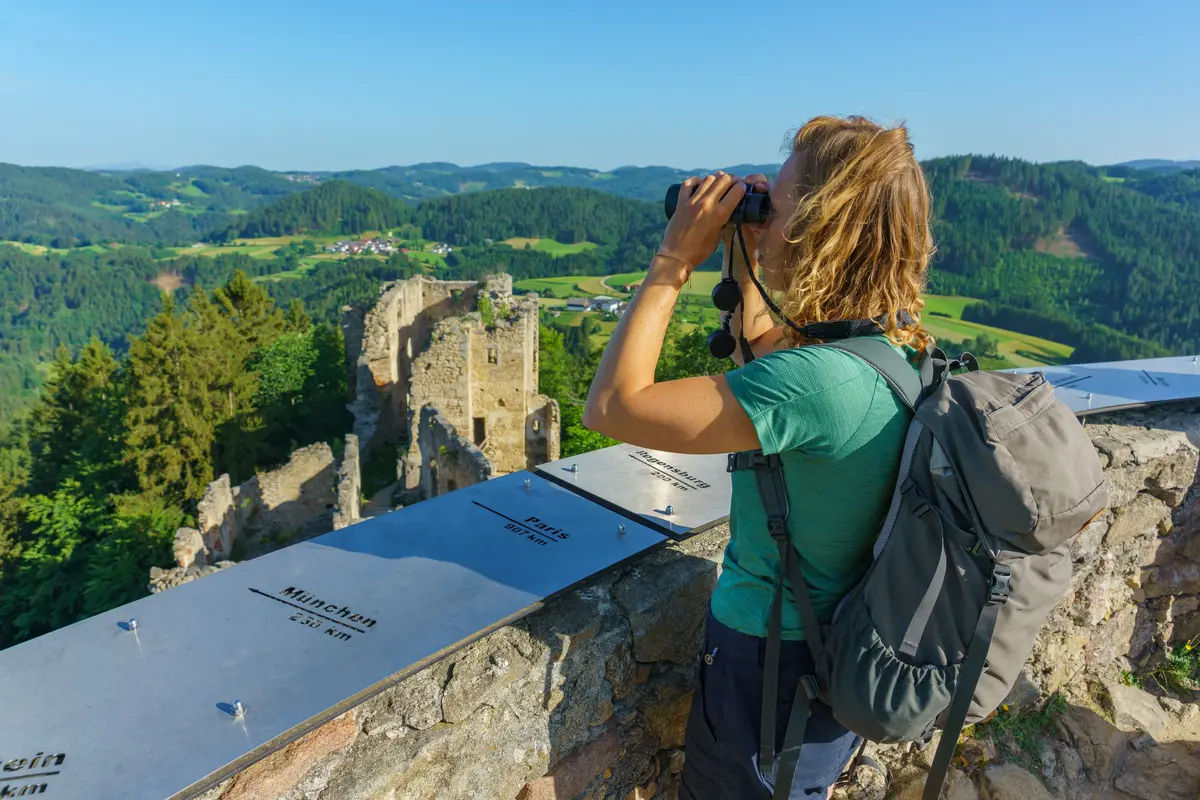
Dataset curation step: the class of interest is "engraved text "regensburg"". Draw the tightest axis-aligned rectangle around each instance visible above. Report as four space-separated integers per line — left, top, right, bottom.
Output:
632 451 712 489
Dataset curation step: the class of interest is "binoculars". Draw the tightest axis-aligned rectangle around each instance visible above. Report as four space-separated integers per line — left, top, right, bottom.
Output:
664 182 771 225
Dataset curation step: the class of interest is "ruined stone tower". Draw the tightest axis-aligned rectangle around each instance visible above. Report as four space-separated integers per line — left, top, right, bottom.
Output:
344 274 559 502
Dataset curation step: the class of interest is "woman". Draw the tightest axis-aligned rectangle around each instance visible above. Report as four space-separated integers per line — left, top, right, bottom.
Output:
582 115 935 799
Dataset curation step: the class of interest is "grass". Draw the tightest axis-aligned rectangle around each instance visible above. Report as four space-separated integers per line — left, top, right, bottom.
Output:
922 315 1073 367
923 295 978 320
500 237 598 257
407 250 447 268
575 276 613 295
1135 634 1200 695
193 243 282 259
605 270 724 299
513 276 592 297
2 241 114 256
232 235 309 246
251 260 322 283
173 181 208 198
965 692 1068 773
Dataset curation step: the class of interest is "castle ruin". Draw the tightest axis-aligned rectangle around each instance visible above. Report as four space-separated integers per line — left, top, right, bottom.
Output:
152 272 557 586
344 273 559 502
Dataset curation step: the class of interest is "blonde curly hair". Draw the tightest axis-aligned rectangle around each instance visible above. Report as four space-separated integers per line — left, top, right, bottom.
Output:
773 115 934 352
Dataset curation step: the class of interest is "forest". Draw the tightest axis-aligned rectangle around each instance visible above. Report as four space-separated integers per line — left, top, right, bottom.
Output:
0 272 350 648
4 158 1200 431
211 181 415 240
0 260 720 649
2 154 1200 647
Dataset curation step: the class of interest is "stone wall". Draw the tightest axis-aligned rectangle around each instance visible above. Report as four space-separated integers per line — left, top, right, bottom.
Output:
416 406 492 499
197 473 238 561
193 405 1200 800
1026 406 1200 694
234 442 338 556
167 444 338 573
333 434 362 530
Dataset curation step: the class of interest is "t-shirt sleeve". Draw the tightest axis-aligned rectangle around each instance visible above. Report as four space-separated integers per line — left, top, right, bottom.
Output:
725 348 876 456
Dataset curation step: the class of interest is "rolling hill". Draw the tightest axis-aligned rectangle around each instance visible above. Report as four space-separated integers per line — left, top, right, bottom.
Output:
2 154 1199 431
1115 159 1200 173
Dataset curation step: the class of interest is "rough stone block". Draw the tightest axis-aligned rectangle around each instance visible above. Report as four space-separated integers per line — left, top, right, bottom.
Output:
1105 492 1171 550
1113 740 1200 800
613 552 717 664
1105 683 1170 736
442 631 533 724
220 712 356 800
519 725 617 800
197 474 237 558
980 763 1053 800
643 688 693 749
172 527 208 570
1000 669 1042 714
1144 558 1200 598
1059 705 1129 782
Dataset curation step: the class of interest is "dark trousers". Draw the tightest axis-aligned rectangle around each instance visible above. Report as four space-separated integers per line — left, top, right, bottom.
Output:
678 610 861 799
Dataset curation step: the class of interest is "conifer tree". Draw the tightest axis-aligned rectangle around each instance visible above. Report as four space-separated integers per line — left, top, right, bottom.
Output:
189 287 263 483
27 339 129 497
284 298 312 333
124 295 215 504
213 270 286 355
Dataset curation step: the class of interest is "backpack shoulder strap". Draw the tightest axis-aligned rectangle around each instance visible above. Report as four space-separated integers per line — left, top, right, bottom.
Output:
820 338 925 410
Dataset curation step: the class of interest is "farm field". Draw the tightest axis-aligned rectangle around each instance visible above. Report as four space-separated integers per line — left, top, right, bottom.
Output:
514 270 724 299
525 273 1072 367
501 237 598 257
3 240 114 256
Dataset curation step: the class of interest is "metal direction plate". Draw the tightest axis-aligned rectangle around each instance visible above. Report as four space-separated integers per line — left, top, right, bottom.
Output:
0 472 665 800
1007 355 1200 415
536 445 731 539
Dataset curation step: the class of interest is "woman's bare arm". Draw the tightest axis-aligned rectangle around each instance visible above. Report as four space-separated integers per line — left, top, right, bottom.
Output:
582 258 760 454
583 172 761 454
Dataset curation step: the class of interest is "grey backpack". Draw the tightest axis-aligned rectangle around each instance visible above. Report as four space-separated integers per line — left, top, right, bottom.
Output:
729 338 1108 800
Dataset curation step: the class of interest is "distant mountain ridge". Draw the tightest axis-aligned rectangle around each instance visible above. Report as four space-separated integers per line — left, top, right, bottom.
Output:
8 155 1197 249
0 160 782 247
1115 159 1200 173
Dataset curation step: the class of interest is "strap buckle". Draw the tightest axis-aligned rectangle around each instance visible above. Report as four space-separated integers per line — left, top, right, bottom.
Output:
767 518 788 540
988 566 1013 605
727 451 779 473
799 674 820 700
913 723 937 751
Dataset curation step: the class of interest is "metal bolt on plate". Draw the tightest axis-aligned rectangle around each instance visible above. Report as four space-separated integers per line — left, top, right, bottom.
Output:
664 505 674 516
570 464 578 473
128 618 138 632
523 477 531 489
617 524 626 536
231 700 245 718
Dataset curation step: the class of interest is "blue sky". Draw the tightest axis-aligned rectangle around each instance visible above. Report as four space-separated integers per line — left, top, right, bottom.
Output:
0 0 1196 171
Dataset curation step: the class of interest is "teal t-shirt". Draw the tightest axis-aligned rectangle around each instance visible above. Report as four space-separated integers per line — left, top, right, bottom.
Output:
713 337 916 640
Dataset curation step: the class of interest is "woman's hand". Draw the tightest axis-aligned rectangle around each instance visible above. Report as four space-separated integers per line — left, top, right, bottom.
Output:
657 172 747 278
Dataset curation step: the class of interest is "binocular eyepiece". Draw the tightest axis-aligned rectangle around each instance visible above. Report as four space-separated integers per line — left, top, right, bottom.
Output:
664 182 771 225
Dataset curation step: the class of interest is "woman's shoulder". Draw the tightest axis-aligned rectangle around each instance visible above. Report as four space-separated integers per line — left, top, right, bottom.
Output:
742 342 882 388
726 342 882 416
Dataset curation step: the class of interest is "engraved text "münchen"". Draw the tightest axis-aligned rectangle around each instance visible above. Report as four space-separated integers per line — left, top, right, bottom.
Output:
280 587 376 628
